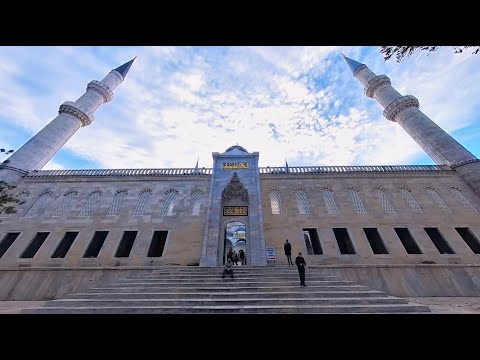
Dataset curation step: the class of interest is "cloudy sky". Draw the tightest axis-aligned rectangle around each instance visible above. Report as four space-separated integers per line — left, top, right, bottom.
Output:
0 46 479 170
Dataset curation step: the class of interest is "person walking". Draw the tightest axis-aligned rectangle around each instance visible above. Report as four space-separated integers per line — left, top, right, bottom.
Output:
284 239 293 265
239 249 246 265
295 252 307 287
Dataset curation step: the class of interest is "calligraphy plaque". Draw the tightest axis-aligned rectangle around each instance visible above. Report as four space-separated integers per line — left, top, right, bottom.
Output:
223 162 249 170
223 206 248 216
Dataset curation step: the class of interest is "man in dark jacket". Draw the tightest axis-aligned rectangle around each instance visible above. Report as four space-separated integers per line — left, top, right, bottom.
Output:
295 252 307 287
284 239 293 265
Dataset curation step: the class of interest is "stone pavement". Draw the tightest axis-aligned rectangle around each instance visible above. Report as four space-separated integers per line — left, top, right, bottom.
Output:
405 297 480 314
1 297 480 314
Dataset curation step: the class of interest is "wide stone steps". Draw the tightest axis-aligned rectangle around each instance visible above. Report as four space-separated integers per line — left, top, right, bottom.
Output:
41 297 409 307
63 290 385 299
21 266 431 314
23 304 430 314
84 285 373 292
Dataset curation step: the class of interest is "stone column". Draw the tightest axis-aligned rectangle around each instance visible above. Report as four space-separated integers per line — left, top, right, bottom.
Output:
0 59 135 184
343 55 480 197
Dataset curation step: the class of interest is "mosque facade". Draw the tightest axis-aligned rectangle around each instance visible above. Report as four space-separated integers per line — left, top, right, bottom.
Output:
1 54 480 300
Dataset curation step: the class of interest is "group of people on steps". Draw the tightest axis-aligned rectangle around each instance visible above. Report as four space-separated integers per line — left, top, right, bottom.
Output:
222 239 307 287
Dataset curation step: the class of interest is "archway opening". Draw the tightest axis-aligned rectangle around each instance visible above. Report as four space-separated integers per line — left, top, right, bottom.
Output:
224 221 247 265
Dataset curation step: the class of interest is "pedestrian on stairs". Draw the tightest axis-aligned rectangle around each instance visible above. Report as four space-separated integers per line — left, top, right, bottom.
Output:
222 258 234 280
295 252 307 287
284 239 293 265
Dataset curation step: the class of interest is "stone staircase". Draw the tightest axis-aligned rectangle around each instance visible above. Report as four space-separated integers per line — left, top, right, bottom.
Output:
21 266 431 313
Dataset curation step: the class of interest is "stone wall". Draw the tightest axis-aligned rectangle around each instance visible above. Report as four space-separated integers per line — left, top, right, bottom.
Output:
1 168 479 268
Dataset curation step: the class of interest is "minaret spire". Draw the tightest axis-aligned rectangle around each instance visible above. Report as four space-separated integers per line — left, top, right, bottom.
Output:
342 53 480 196
0 58 135 183
341 54 366 76
285 158 290 173
114 57 136 79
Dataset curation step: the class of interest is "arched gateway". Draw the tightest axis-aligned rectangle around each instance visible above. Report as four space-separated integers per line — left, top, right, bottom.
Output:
200 146 267 266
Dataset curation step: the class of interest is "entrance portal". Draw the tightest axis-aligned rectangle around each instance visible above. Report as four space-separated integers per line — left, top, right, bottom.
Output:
224 221 246 265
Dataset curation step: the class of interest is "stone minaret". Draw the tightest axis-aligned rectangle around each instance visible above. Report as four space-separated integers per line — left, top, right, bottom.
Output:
0 58 136 184
342 54 480 197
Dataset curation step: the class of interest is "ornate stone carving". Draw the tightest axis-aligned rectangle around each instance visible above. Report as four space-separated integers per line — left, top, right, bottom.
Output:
190 187 204 194
87 80 113 103
383 95 420 122
58 101 93 126
364 75 391 98
222 172 248 201
39 189 53 197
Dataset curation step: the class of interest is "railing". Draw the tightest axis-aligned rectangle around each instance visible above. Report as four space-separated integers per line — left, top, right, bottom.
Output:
26 168 213 177
258 165 451 174
25 164 452 178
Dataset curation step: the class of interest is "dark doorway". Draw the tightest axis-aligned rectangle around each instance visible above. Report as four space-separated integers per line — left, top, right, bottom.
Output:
20 232 50 258
363 228 388 254
51 232 79 258
83 231 109 258
115 231 138 258
394 228 422 254
424 227 455 254
302 229 323 255
455 227 480 254
147 231 168 257
333 228 356 254
0 232 20 259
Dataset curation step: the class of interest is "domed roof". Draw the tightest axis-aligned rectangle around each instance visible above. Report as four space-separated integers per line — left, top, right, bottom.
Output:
225 145 248 153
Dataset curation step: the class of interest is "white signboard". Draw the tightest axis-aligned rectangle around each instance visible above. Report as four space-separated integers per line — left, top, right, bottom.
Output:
266 246 276 262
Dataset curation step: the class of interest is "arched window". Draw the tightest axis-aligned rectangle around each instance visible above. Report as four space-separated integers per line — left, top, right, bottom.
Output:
346 187 367 213
294 189 311 214
52 190 78 217
78 190 102 216
425 186 452 213
24 190 52 217
372 186 395 213
319 187 338 214
398 186 423 213
160 189 179 216
189 189 204 216
133 188 153 216
106 189 128 216
269 188 282 214
449 187 478 212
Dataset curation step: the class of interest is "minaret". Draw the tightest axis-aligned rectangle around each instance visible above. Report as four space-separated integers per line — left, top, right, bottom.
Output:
0 58 136 183
342 54 480 196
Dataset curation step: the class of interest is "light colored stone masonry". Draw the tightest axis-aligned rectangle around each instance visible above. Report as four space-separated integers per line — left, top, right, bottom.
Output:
353 63 480 197
0 68 126 184
1 169 479 268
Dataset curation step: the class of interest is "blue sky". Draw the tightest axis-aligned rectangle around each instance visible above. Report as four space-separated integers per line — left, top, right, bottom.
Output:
1 46 479 170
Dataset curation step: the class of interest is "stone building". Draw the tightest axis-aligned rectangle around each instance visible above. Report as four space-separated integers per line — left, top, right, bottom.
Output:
1 54 480 300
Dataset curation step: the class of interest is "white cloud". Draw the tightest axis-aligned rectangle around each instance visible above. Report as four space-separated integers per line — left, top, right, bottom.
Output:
0 46 479 172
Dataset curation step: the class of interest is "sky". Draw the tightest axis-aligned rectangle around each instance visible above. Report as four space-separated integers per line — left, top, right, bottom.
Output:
0 46 479 170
